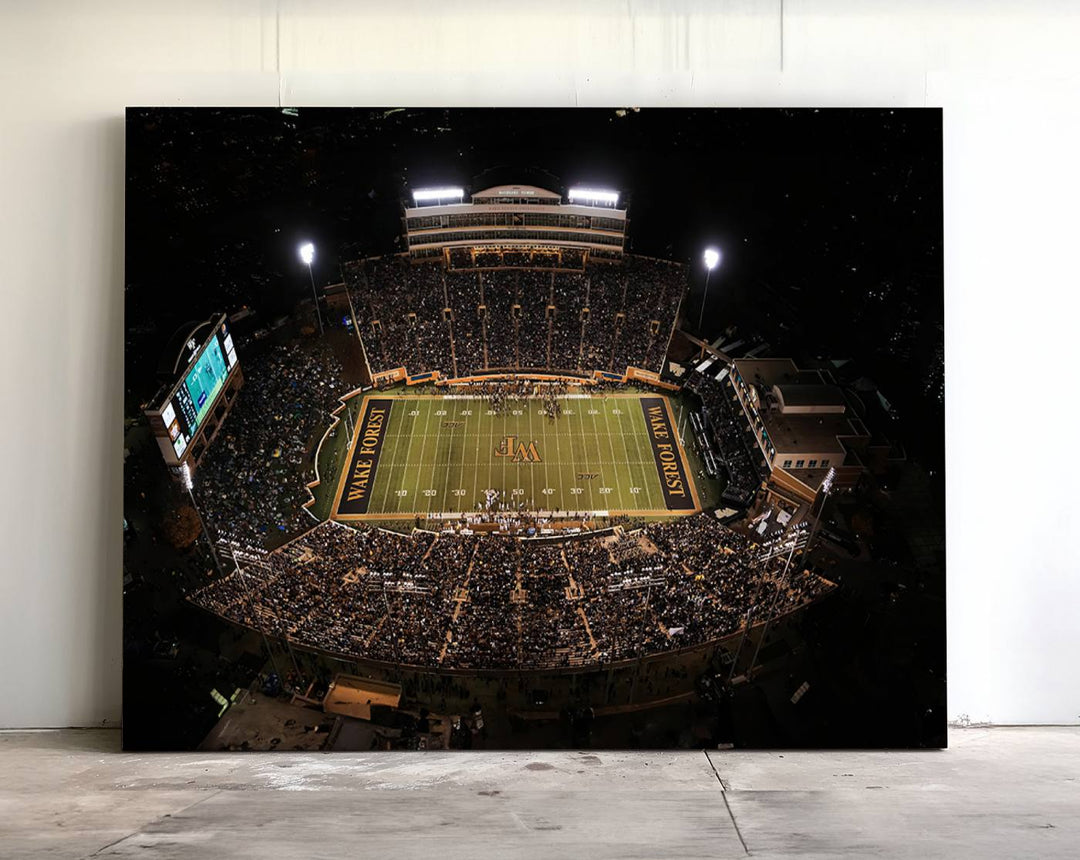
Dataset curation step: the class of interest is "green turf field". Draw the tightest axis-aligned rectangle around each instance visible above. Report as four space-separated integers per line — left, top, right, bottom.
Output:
331 392 699 520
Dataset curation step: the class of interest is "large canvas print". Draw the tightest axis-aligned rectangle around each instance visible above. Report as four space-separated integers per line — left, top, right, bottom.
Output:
123 108 944 750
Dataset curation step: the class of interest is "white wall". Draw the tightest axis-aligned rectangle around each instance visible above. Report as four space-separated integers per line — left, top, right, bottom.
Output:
1 0 1077 728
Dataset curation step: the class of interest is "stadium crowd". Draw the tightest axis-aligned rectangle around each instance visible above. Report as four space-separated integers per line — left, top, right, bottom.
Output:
686 370 765 508
344 253 684 380
195 342 345 542
188 514 833 672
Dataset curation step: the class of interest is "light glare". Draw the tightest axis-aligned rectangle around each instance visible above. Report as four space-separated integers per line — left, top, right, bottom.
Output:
180 462 193 491
568 187 619 205
704 248 721 270
822 466 837 495
412 187 465 202
299 242 315 265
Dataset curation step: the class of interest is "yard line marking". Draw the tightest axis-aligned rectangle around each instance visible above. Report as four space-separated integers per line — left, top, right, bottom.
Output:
610 393 636 509
552 396 565 514
407 398 434 515
620 397 651 511
622 399 658 511
598 396 626 509
501 399 509 504
528 395 539 512
608 397 638 509
438 399 457 514
456 397 472 515
575 397 595 515
472 398 483 512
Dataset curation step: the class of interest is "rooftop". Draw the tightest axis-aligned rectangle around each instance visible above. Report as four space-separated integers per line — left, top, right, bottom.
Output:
764 411 861 455
775 384 847 409
735 357 826 389
472 183 562 201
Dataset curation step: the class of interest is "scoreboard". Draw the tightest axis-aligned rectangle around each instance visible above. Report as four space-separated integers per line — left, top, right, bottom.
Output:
145 315 240 467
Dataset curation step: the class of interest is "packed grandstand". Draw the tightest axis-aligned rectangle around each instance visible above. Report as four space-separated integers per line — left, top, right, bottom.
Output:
347 251 684 380
181 182 835 675
190 516 831 672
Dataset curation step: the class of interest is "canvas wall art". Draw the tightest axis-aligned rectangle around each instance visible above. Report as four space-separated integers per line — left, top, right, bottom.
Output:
123 108 944 750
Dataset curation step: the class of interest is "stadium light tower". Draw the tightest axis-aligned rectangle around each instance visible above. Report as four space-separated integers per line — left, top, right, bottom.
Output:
180 463 223 577
698 247 721 334
821 465 837 497
299 242 324 335
807 465 838 548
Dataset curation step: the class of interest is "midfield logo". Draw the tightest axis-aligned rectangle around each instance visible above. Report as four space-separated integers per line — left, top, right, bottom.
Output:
494 435 542 463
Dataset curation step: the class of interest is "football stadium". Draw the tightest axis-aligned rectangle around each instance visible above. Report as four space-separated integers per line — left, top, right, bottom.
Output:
148 180 841 737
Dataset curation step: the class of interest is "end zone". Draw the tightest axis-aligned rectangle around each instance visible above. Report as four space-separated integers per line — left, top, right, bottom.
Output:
640 396 699 512
332 397 394 516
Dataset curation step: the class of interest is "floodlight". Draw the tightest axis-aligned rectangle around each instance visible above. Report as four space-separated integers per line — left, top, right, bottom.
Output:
698 247 722 332
180 462 193 491
821 466 837 496
412 187 465 202
298 243 324 334
568 188 619 205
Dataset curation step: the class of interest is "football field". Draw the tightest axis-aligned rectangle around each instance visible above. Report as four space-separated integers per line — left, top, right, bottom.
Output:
331 392 699 520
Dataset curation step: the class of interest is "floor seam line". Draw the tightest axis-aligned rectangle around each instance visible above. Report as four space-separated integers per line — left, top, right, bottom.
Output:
704 750 749 855
722 791 751 855
704 748 731 791
84 789 223 858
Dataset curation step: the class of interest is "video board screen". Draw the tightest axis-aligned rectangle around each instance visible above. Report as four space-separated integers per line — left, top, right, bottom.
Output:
185 337 228 425
160 318 238 460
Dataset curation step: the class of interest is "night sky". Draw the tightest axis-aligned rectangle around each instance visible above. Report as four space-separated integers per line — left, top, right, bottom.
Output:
126 107 943 465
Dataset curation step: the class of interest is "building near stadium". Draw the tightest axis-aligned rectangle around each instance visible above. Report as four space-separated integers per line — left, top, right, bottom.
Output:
403 184 627 260
729 357 903 502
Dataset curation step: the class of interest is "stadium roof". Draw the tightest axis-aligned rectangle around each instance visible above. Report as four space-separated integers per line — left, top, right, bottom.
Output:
471 184 562 201
735 357 834 388
762 412 860 455
775 384 847 408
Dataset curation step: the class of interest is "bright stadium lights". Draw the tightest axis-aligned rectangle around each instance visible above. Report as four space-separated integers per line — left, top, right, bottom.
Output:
299 242 323 335
698 246 722 333
179 462 193 491
802 465 839 563
821 466 837 496
568 187 620 205
411 187 464 202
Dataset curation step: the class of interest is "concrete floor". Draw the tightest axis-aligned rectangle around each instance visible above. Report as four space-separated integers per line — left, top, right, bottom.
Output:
1 727 1076 858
